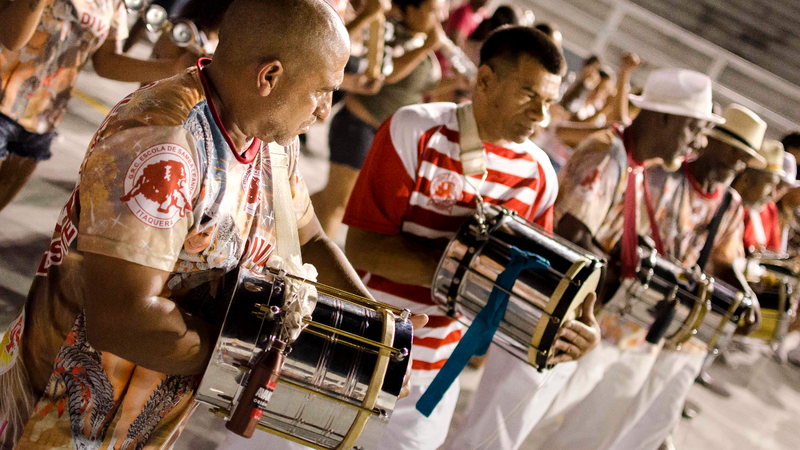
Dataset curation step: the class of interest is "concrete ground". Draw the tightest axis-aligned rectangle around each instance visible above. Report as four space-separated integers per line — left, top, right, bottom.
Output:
1 66 799 450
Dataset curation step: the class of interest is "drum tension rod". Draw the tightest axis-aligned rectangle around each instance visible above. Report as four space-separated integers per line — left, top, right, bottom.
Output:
302 318 402 356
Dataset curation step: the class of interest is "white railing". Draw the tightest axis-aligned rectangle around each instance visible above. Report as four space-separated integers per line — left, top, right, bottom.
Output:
512 0 800 137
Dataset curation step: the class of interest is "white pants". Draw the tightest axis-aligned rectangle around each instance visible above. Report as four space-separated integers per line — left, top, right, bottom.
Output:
443 346 577 450
609 350 706 450
526 340 662 450
216 377 461 450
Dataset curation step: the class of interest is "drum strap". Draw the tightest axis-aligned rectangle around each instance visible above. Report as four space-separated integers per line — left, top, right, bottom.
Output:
416 247 551 417
696 188 733 271
269 141 303 262
456 102 486 176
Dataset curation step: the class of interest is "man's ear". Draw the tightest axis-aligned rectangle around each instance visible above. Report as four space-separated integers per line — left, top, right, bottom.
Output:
256 60 284 97
476 64 495 93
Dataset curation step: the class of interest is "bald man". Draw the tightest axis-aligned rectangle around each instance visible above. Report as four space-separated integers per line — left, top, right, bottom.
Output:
0 1 388 449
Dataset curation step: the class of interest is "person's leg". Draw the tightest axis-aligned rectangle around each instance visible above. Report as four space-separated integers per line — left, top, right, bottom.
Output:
609 351 706 450
443 346 577 450
535 342 661 450
374 378 460 450
0 127 53 213
0 155 40 212
312 107 376 238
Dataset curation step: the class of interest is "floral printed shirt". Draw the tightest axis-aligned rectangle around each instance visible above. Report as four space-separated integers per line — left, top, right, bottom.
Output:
0 60 313 450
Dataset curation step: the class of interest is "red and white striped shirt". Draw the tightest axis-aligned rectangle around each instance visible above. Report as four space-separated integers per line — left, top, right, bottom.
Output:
343 103 558 379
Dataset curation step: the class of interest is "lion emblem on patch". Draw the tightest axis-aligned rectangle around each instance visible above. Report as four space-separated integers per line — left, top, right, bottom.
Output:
428 172 463 211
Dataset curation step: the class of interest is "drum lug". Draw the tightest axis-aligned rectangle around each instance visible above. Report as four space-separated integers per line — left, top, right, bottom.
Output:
395 348 409 361
400 309 411 322
550 316 560 324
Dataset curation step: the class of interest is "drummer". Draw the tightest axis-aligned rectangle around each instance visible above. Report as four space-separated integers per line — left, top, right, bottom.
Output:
0 1 413 449
522 69 728 450
340 26 601 450
595 105 769 450
733 139 788 255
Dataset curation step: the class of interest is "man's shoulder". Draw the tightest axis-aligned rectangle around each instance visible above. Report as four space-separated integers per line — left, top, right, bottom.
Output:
392 102 457 130
96 69 206 140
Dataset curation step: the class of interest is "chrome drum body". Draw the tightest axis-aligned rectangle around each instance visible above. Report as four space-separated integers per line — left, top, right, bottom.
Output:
197 269 413 450
431 205 604 370
695 279 752 352
605 247 712 348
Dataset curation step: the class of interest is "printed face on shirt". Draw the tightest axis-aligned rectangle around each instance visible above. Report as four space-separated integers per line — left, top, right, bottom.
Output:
483 55 561 144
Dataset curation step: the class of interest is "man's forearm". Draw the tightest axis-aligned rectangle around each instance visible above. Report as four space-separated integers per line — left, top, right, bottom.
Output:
301 235 373 298
86 296 217 376
0 0 48 51
345 227 442 286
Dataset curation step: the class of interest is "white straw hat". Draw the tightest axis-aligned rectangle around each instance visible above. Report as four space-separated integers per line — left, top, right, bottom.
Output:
630 68 725 124
756 139 787 177
780 151 800 187
707 104 768 169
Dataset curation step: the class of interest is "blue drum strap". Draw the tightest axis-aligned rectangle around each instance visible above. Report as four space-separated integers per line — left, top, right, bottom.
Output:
416 247 550 417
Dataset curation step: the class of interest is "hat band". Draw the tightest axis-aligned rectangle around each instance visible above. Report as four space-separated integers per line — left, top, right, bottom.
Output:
714 126 757 151
768 163 784 171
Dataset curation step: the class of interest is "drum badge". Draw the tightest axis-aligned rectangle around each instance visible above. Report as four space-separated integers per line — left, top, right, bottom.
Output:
121 143 198 229
0 310 24 375
429 172 463 210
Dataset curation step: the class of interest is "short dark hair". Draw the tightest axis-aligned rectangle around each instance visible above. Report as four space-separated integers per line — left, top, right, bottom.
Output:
470 5 520 42
533 22 558 39
782 132 800 150
479 26 567 76
392 0 428 11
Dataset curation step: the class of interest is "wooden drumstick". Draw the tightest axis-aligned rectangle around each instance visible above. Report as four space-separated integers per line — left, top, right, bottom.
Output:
365 13 386 80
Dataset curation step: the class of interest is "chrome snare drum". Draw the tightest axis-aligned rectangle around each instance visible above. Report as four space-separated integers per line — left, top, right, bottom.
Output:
197 268 413 450
695 278 752 352
605 247 712 348
431 205 604 369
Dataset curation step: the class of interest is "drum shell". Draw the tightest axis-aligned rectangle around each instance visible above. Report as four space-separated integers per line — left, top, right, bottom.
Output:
605 248 710 347
196 269 412 450
432 206 603 369
695 279 751 350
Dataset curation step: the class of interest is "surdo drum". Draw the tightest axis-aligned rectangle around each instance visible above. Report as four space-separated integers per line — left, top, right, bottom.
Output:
196 268 413 450
431 205 604 370
604 246 712 348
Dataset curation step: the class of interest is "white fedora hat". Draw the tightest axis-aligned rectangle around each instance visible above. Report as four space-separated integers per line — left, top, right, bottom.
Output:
756 139 787 177
780 152 800 188
630 68 725 124
707 104 768 169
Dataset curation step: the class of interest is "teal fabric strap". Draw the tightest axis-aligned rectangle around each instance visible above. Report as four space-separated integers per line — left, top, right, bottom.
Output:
416 247 550 417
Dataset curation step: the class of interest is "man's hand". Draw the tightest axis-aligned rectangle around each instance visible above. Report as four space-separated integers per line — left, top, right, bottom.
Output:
399 314 428 399
342 73 384 95
735 297 762 335
620 52 641 75
422 21 446 52
547 292 601 365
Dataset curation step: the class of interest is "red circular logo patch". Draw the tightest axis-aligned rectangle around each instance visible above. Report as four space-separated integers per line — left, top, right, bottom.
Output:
121 143 198 229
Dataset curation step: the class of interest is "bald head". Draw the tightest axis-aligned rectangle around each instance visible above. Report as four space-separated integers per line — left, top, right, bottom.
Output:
206 0 350 146
215 0 349 69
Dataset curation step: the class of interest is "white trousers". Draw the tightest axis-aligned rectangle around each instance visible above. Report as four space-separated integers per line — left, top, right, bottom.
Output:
443 346 577 450
525 340 662 450
608 350 706 450
216 377 461 450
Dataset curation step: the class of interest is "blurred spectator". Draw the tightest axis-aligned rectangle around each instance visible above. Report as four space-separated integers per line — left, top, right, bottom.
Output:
733 140 786 254
0 0 198 212
444 0 489 48
311 0 447 238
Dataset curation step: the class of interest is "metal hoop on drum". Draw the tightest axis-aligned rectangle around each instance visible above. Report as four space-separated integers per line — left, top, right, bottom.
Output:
196 268 413 450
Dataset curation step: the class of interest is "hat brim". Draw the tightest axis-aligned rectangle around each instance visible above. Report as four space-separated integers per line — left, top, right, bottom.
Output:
629 95 726 124
707 129 768 170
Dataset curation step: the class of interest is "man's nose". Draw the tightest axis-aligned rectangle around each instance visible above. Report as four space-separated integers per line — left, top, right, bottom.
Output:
316 96 333 121
529 101 547 123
